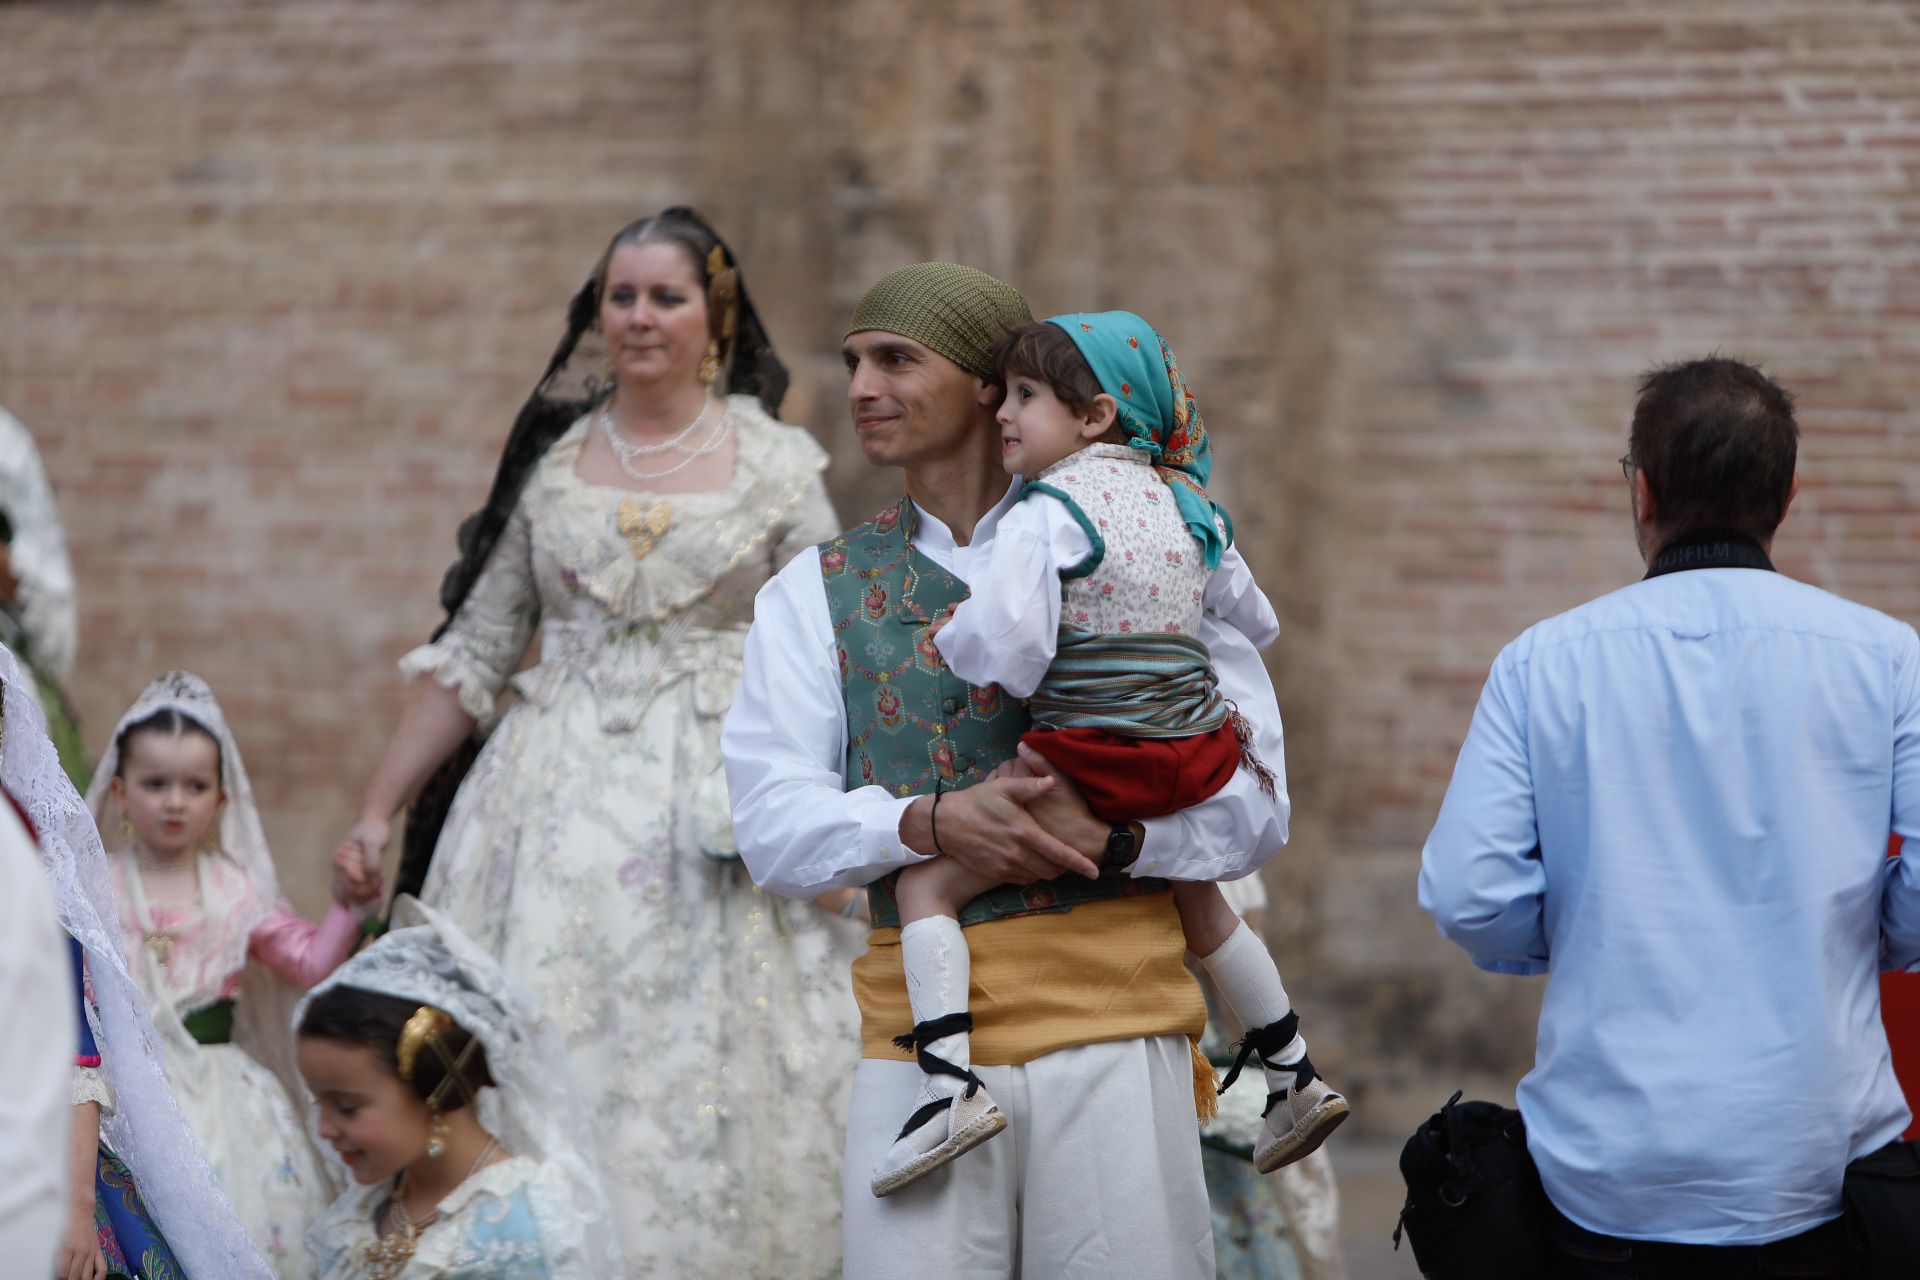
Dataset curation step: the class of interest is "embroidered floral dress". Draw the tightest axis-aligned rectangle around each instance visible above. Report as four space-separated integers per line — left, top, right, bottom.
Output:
307 1157 585 1280
109 853 350 1278
407 398 860 1277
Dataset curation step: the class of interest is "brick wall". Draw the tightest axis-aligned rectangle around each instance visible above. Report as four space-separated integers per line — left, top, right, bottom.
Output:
1 0 707 905
3 0 1916 1133
1321 0 1920 1124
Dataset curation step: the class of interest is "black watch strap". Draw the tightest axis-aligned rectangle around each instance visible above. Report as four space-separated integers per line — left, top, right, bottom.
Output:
1104 822 1139 872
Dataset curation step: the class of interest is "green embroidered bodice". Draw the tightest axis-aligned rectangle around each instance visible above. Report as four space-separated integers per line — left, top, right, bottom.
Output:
820 500 1168 927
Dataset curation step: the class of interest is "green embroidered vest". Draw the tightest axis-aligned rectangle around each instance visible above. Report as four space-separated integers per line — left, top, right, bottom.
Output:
820 500 1170 928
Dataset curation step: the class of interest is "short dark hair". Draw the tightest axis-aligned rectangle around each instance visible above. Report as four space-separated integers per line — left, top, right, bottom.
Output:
1628 357 1798 542
114 708 222 779
994 322 1106 415
298 985 494 1110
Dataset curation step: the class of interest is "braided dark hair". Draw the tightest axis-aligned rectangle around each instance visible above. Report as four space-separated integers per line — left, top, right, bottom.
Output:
392 208 788 903
298 985 495 1110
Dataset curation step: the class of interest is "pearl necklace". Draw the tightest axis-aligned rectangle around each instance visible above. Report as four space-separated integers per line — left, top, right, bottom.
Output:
599 400 731 482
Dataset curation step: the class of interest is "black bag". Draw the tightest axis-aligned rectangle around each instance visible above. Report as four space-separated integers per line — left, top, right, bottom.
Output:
1844 1140 1920 1279
1394 1090 1549 1279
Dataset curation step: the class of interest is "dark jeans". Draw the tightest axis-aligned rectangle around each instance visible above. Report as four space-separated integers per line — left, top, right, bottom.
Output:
1546 1200 1847 1279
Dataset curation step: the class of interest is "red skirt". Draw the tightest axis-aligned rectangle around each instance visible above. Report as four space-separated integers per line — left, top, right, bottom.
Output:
1882 836 1920 1139
1019 723 1242 823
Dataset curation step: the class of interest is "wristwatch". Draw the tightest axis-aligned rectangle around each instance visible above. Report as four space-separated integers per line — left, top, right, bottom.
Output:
1103 822 1139 873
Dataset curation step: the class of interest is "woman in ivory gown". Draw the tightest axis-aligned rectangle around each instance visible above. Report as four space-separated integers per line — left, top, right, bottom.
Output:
335 209 861 1277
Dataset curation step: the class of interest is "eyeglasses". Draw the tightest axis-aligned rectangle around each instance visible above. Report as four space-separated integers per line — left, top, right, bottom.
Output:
1619 453 1634 482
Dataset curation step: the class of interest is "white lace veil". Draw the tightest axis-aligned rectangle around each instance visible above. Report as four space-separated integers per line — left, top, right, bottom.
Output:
296 896 623 1275
85 669 281 981
0 643 272 1279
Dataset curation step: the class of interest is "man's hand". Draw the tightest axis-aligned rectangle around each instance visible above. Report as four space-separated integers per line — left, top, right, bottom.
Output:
1015 742 1133 870
901 775 1102 884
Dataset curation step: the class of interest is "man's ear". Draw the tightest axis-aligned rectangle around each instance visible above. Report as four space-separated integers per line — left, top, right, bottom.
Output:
1083 394 1120 440
1780 469 1799 525
976 377 1001 409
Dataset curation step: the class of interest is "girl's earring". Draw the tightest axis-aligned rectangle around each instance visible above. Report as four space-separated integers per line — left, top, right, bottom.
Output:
698 340 722 387
119 818 133 842
426 1109 447 1159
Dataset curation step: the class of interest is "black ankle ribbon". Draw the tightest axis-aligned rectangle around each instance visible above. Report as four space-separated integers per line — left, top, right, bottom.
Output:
1217 1011 1299 1096
890 1012 983 1140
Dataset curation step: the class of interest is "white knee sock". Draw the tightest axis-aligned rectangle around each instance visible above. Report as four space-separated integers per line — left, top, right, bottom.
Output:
900 915 972 1085
1198 921 1307 1068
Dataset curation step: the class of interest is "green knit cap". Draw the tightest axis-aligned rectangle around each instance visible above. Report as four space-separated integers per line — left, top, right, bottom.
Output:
846 263 1032 380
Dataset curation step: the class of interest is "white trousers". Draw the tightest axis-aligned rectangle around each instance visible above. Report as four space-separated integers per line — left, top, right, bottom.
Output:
841 1034 1215 1279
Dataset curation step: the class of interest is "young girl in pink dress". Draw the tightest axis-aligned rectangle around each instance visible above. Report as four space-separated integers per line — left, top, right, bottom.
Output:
89 672 379 1277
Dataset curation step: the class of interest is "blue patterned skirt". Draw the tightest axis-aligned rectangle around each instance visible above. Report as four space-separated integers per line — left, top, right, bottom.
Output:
94 1145 187 1280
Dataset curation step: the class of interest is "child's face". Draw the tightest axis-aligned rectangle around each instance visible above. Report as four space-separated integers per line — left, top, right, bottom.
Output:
299 1036 433 1185
110 730 223 861
996 375 1101 477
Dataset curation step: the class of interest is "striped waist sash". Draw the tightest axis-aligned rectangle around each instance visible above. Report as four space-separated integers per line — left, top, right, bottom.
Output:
1027 629 1225 738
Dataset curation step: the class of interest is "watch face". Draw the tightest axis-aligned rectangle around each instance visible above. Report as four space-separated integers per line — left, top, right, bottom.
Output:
1106 825 1137 869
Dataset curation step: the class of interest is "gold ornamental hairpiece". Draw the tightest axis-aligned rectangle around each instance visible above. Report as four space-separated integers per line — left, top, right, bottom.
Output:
398 1005 453 1082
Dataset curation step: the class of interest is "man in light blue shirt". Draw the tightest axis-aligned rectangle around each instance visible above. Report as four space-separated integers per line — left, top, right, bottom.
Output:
1421 357 1920 1274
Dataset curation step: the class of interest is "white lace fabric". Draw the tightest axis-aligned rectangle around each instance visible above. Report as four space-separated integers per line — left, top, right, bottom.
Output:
0 643 272 1279
0 408 78 681
297 898 625 1278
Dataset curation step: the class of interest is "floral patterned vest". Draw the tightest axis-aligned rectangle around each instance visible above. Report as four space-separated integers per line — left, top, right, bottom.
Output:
820 500 1171 928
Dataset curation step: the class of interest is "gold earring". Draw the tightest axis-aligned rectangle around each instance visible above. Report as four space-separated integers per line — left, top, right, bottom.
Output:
119 818 133 842
426 1109 447 1159
698 340 721 387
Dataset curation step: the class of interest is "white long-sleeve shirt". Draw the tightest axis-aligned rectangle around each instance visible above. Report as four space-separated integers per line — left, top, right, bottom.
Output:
724 481 1289 898
932 485 1280 698
0 802 72 1276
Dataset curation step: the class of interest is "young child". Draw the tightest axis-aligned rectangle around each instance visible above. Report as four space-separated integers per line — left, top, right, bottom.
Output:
296 897 620 1278
874 312 1347 1195
0 643 273 1279
88 671 380 1277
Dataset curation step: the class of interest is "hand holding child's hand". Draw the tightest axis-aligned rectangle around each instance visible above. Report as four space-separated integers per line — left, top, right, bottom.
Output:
330 824 386 909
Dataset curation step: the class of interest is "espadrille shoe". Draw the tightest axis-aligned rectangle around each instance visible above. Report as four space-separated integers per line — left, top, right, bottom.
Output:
1254 1065 1349 1173
871 1076 1007 1197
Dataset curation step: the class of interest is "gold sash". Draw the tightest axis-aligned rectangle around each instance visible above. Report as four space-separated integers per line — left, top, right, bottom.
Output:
852 892 1207 1066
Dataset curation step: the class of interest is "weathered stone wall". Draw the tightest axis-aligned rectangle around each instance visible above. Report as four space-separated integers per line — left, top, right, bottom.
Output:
4 0 1916 1134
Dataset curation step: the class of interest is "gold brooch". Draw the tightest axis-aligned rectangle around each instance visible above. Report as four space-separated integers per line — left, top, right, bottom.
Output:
617 497 674 560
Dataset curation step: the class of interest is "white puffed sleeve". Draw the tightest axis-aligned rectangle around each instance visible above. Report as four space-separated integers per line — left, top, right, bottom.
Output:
398 501 540 730
933 494 1093 699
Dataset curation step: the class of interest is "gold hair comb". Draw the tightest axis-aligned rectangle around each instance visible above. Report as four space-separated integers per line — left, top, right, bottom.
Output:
398 1006 453 1082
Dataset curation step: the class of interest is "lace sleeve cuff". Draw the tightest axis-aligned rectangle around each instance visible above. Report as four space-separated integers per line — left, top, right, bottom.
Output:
399 641 505 730
72 1063 114 1115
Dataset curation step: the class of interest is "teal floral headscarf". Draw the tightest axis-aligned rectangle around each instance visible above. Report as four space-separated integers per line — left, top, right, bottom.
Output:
1048 311 1230 568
